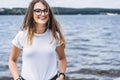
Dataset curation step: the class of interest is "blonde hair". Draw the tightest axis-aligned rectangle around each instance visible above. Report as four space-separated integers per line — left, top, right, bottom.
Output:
21 0 66 47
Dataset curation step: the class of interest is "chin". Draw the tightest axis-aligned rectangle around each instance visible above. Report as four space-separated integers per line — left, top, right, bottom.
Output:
38 21 47 24
37 20 48 24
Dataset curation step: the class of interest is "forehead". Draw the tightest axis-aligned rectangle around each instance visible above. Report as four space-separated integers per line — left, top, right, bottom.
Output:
34 1 46 9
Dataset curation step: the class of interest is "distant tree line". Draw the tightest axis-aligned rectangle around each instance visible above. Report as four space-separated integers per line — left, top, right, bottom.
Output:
0 7 120 15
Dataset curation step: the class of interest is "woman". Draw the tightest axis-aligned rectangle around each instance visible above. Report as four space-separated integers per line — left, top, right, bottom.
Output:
9 0 67 80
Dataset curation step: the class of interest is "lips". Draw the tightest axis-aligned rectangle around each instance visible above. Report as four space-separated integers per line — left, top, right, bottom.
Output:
38 16 47 20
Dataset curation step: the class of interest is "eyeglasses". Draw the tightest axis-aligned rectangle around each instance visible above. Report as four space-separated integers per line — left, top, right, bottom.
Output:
33 8 49 16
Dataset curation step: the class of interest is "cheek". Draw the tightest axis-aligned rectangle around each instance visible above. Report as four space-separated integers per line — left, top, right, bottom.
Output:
33 15 37 22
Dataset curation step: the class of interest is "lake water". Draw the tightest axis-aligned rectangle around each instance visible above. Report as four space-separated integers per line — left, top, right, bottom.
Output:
0 15 120 80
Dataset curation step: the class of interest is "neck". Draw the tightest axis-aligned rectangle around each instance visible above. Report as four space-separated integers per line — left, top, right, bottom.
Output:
35 24 47 34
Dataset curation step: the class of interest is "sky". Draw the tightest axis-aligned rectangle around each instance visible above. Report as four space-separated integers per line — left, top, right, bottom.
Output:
0 0 120 9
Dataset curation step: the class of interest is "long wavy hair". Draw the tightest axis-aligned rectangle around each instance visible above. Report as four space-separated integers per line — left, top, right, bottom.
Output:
21 0 65 47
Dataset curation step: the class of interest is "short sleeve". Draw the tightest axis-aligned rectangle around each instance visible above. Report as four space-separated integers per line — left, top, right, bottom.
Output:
12 31 23 49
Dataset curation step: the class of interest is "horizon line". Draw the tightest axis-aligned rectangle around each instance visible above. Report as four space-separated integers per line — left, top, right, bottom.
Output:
0 7 120 9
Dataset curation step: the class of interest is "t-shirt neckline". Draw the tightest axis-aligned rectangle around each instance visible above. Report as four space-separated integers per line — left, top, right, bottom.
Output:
34 29 49 37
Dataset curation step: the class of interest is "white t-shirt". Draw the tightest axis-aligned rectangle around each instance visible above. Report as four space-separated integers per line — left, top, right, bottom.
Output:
12 29 58 80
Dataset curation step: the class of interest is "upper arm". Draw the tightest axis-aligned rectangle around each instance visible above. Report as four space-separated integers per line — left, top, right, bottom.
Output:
56 46 66 60
9 45 21 62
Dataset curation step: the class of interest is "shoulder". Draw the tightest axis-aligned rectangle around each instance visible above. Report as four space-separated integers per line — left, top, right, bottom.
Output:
12 30 26 49
16 30 27 37
48 29 60 37
13 30 27 41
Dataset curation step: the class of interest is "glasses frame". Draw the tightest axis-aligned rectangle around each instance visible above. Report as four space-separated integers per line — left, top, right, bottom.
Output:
33 8 49 16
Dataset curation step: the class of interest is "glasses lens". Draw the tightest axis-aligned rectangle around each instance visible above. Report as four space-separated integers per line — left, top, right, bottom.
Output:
34 9 42 16
44 9 49 15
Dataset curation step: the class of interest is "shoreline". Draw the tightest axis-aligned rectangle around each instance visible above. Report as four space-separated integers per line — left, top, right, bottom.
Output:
0 7 120 15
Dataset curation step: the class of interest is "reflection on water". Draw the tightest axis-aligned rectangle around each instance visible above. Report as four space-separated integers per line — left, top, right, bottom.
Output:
0 15 120 80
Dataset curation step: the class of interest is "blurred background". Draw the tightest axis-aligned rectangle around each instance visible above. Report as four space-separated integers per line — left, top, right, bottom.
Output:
0 0 120 80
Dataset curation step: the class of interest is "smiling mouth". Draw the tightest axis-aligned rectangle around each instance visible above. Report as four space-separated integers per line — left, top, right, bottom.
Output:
38 17 47 20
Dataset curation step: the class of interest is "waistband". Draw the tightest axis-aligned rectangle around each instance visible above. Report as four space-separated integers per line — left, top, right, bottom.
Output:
21 74 58 80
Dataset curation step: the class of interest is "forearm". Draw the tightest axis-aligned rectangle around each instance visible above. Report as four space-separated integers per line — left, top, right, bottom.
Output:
9 60 19 80
58 57 67 73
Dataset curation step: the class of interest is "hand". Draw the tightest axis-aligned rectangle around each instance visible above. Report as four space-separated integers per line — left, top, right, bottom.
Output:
15 77 22 80
56 75 64 80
